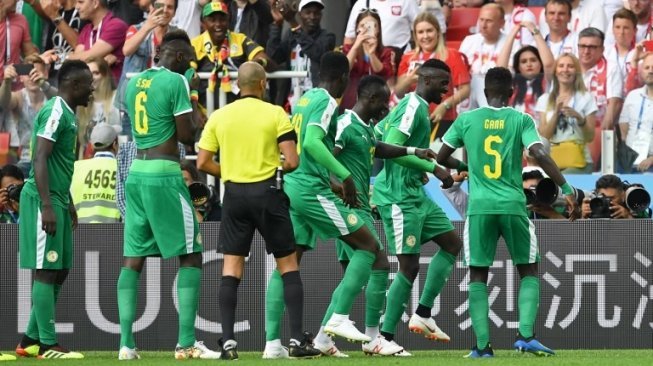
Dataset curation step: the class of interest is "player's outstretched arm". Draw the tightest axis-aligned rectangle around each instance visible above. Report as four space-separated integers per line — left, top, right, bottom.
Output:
303 124 351 180
435 143 468 172
529 142 580 220
374 141 436 160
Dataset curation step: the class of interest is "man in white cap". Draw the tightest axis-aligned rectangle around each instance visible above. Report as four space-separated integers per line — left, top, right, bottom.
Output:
70 124 122 223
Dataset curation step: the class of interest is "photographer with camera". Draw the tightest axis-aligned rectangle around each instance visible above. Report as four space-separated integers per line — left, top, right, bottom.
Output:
0 164 24 223
522 170 567 219
180 160 221 222
581 174 652 219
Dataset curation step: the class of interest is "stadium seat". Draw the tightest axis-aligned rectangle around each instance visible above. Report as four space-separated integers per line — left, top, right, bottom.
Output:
446 8 481 42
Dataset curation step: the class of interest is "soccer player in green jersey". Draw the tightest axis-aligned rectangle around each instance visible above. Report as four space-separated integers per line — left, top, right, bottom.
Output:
371 59 461 355
116 30 219 361
264 52 393 358
15 60 94 360
311 75 437 357
437 67 580 358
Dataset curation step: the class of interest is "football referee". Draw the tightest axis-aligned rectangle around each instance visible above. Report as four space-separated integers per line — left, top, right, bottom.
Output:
197 62 321 360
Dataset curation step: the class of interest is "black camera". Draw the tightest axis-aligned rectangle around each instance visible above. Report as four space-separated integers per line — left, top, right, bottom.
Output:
6 183 23 202
523 178 589 206
623 183 651 213
188 181 215 208
589 194 612 219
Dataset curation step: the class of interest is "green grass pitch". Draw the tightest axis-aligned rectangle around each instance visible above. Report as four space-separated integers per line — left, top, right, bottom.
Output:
3 350 653 365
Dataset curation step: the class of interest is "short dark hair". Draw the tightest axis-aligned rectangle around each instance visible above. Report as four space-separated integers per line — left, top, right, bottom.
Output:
319 51 349 82
0 164 24 182
357 75 387 98
613 8 637 28
545 0 572 16
418 58 450 75
578 27 605 43
151 0 179 11
522 170 544 182
161 29 191 48
596 174 624 191
485 67 513 94
57 60 90 86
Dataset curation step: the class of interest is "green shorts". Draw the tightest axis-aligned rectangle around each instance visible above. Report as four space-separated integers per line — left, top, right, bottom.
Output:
463 214 539 267
19 193 73 270
123 160 202 259
285 182 365 250
335 209 382 261
377 199 454 255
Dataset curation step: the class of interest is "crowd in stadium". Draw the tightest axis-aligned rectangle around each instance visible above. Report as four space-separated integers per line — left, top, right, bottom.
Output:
0 0 652 361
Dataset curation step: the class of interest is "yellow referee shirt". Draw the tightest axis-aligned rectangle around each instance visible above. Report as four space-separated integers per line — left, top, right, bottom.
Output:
198 97 294 183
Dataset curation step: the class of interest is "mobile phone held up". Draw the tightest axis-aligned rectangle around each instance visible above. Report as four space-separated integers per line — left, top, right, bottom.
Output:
14 64 34 76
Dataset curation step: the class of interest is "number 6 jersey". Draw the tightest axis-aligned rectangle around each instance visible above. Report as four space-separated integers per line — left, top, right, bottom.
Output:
442 106 541 216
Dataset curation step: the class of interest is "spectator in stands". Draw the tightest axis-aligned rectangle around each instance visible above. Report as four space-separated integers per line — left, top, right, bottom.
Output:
341 9 394 111
29 0 85 84
605 9 638 96
494 0 538 48
619 53 653 172
578 27 623 169
497 21 554 120
344 0 420 60
180 159 221 222
522 169 566 219
69 0 129 85
0 163 24 223
0 0 39 80
116 0 178 139
193 1 270 107
267 0 333 108
539 0 607 36
581 174 648 219
395 11 470 137
227 0 273 47
172 0 211 39
606 0 652 48
541 0 577 59
70 124 121 223
0 55 56 175
459 3 511 109
77 57 121 159
536 53 598 173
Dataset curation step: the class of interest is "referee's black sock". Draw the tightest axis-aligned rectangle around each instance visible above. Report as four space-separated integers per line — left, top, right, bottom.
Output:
219 276 241 342
281 271 304 342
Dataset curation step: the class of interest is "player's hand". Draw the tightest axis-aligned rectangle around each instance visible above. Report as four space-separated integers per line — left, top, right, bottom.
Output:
565 194 580 221
341 175 360 208
69 202 78 230
581 197 591 219
610 202 633 219
41 204 57 236
415 148 436 161
330 180 344 199
421 173 429 185
434 166 454 189
452 171 468 182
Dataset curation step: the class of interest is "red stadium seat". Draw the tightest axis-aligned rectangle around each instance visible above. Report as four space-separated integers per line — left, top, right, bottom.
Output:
446 8 481 42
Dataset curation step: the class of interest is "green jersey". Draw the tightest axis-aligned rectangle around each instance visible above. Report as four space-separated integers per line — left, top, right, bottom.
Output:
125 66 192 149
443 106 540 216
22 97 78 207
285 88 339 187
372 92 431 205
335 110 376 211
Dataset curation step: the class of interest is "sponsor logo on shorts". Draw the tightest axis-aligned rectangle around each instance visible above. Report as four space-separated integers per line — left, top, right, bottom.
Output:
406 235 416 247
46 250 59 263
347 214 358 226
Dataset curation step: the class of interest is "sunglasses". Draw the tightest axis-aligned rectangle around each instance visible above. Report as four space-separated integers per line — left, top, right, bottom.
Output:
360 7 379 14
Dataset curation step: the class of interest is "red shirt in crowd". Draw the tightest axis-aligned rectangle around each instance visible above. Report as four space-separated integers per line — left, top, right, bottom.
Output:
78 11 128 84
340 43 395 111
0 12 31 80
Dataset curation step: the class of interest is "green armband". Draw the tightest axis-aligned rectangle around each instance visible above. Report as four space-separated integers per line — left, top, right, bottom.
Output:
561 183 574 195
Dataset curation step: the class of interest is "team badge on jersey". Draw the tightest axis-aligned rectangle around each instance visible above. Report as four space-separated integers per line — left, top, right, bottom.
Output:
406 235 416 247
347 214 358 226
46 250 59 263
391 6 402 15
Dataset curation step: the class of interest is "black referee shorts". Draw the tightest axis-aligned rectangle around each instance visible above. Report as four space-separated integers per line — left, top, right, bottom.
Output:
219 177 296 257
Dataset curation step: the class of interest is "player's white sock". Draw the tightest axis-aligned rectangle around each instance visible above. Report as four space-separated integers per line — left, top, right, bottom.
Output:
266 339 282 347
329 313 348 323
315 326 330 344
366 326 379 339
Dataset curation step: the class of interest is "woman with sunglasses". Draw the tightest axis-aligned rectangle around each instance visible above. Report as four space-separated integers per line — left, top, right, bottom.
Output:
341 9 394 112
393 11 470 139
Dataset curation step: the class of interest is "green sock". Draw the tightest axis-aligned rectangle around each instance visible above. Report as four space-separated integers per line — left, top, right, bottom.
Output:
469 282 490 350
418 250 456 308
518 276 540 339
117 267 140 349
334 250 374 314
365 270 388 327
321 283 344 326
25 284 60 342
32 280 56 345
265 270 285 341
177 267 201 348
380 272 412 335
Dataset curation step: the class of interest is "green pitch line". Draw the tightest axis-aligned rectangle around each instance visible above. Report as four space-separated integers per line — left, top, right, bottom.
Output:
3 350 652 365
